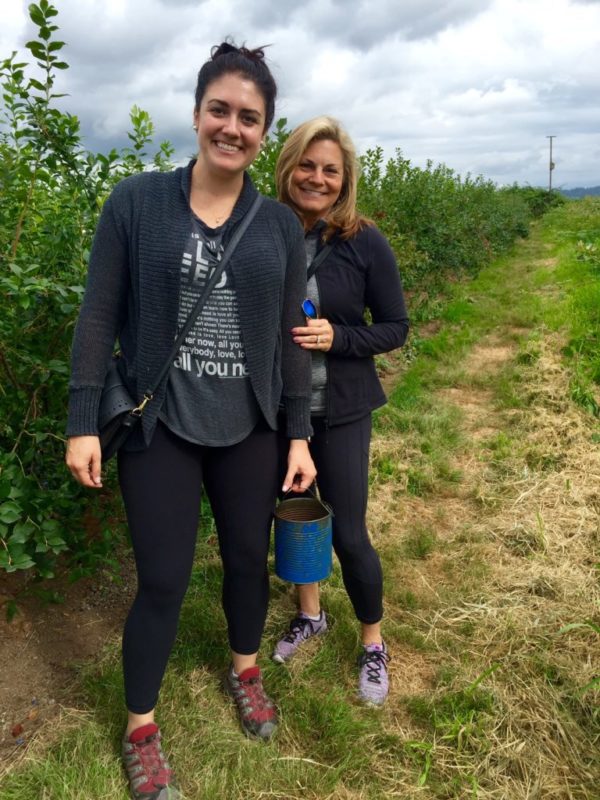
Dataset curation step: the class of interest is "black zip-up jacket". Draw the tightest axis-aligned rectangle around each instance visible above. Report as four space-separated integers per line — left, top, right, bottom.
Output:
313 223 409 426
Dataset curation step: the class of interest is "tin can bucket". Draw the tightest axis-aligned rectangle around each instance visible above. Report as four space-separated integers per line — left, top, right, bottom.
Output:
274 490 333 584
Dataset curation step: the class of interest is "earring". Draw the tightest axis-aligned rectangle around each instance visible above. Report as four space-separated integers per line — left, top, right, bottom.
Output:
192 125 198 132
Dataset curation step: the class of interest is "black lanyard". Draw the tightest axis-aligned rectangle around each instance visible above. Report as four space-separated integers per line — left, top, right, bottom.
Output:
307 241 335 281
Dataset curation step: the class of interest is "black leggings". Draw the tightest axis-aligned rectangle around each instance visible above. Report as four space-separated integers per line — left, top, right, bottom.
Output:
118 421 279 714
280 414 383 624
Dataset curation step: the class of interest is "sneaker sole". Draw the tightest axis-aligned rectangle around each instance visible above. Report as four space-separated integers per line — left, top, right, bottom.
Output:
358 689 388 708
360 697 386 709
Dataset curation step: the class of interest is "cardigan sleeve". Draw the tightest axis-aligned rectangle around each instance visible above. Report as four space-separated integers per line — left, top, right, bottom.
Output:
66 185 131 435
328 225 409 358
278 213 313 439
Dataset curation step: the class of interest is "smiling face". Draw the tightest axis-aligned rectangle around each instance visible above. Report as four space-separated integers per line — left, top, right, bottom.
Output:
193 71 266 178
289 138 345 229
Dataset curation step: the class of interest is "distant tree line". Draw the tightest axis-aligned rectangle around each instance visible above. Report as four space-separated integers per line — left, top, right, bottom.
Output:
559 186 600 199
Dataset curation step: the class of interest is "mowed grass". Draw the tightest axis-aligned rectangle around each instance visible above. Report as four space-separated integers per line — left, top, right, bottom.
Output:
2 204 599 798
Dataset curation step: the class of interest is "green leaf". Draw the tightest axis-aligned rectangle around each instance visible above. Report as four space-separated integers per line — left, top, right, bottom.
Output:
28 5 46 27
10 521 36 544
28 78 46 91
0 502 22 525
560 620 600 635
10 552 36 571
25 41 46 57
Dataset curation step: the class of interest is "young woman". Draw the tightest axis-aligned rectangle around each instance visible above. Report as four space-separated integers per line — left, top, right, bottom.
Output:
66 43 315 799
273 117 409 706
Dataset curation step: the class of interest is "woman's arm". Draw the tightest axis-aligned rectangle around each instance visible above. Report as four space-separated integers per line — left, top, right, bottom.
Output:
282 439 316 492
279 212 313 439
328 225 409 358
66 435 103 488
67 188 131 437
278 212 316 491
66 184 132 487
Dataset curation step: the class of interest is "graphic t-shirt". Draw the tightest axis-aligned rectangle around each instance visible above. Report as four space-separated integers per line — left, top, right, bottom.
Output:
160 215 260 445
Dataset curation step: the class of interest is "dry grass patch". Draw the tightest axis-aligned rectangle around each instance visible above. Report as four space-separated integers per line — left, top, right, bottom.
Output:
365 325 598 797
466 343 516 374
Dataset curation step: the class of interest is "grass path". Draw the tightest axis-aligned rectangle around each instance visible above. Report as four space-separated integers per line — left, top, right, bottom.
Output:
1 207 598 799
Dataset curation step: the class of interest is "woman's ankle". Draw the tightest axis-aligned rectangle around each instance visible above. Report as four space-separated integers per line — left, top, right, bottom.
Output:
126 710 156 738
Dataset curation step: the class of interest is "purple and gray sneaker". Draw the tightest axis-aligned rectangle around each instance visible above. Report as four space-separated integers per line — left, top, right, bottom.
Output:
272 611 328 663
357 642 390 706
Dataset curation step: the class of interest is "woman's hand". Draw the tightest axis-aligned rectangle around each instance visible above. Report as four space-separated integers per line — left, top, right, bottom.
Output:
282 439 317 493
66 435 103 488
291 317 334 352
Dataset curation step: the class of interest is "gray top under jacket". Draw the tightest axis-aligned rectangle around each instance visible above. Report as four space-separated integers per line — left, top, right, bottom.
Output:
305 230 327 415
67 161 313 448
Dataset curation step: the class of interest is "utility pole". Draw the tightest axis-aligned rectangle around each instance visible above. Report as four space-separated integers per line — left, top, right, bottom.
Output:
546 135 556 191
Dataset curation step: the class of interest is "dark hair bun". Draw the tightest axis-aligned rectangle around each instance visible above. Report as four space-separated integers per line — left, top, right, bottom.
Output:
211 39 267 65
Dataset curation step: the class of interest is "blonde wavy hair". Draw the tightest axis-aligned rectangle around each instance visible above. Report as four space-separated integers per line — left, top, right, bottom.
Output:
275 116 370 240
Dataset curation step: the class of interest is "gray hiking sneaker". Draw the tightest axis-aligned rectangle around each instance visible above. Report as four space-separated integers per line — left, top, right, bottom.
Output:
122 723 180 799
357 642 390 707
224 665 278 740
272 611 328 663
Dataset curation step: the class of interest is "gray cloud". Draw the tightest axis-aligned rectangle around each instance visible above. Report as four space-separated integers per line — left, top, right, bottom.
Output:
240 0 492 49
157 0 210 6
3 0 599 188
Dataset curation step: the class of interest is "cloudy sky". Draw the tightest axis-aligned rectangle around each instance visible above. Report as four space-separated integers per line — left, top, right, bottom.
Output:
1 0 599 188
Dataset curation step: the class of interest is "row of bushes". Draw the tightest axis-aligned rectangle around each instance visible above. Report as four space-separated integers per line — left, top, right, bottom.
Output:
544 198 600 417
355 148 564 292
0 1 563 579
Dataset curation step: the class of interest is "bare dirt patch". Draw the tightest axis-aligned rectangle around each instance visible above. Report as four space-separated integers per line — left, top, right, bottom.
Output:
439 386 497 439
533 257 559 269
0 555 135 769
464 341 515 374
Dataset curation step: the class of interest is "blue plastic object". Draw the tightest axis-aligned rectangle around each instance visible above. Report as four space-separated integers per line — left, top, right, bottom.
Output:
301 298 318 319
274 492 332 584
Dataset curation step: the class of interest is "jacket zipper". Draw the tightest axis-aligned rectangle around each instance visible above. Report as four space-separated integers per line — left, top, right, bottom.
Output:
314 268 331 443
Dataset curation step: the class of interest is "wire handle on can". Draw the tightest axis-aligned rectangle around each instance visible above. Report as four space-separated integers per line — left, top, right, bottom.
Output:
282 483 334 517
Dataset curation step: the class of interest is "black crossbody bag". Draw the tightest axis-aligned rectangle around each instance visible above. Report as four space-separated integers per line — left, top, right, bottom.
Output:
97 195 263 460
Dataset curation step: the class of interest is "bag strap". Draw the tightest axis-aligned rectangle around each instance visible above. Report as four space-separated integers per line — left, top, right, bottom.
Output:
306 241 334 281
135 194 263 411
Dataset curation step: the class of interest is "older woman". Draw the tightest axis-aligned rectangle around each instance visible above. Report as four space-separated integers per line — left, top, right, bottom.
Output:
66 42 315 799
272 117 409 706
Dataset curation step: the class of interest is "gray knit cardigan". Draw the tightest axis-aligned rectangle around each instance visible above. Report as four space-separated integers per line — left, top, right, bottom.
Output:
67 161 313 448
